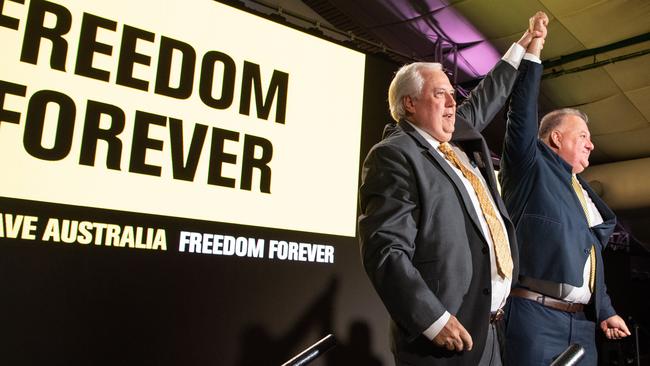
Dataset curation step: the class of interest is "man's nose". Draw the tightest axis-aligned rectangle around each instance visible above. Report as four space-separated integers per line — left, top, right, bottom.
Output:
445 92 456 107
586 138 594 151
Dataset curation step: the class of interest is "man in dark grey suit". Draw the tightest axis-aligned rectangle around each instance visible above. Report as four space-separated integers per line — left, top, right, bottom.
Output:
358 13 547 366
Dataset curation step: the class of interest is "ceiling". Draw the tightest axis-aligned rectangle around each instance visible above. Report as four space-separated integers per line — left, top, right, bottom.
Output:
236 0 650 249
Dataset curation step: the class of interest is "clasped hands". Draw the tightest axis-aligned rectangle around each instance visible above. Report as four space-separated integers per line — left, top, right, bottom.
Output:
518 11 549 55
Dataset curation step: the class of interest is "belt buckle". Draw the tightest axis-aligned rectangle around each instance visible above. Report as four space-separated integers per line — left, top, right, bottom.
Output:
490 308 504 323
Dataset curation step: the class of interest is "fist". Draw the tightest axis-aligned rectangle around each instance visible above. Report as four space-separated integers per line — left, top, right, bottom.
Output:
529 11 549 39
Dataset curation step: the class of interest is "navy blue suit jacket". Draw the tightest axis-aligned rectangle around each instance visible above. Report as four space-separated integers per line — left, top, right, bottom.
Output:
499 60 616 321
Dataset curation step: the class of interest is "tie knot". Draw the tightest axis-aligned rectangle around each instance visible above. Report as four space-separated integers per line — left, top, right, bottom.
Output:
439 143 460 166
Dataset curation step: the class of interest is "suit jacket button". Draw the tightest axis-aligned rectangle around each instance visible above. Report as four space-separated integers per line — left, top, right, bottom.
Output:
482 246 489 254
483 288 490 295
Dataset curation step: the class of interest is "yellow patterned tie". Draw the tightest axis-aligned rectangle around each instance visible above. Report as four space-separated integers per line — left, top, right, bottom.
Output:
439 143 512 279
572 175 596 292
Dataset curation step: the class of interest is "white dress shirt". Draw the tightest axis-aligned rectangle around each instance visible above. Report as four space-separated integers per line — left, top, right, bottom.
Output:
564 175 604 304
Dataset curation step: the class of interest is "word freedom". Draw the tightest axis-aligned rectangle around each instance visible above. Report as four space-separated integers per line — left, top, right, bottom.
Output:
0 0 289 193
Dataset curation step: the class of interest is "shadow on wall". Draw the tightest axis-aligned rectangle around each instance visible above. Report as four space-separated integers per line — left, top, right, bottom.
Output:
235 277 383 366
326 321 383 366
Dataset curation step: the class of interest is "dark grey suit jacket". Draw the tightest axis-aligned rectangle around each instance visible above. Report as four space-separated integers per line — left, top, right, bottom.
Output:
358 60 519 366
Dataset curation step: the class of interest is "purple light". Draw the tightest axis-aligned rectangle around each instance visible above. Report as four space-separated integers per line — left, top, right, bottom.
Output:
430 5 501 77
449 41 502 76
373 0 501 79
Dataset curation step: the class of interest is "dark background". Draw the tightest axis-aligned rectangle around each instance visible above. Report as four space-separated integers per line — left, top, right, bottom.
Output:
0 52 399 366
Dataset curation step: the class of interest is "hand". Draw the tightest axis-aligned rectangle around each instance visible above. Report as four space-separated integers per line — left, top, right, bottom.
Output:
600 315 631 340
529 11 549 40
518 11 548 48
432 315 473 352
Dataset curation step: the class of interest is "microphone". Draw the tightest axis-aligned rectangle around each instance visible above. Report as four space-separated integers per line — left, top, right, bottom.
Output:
550 344 585 366
281 334 336 366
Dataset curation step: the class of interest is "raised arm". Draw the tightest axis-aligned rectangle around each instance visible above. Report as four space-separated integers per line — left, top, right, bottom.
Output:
500 13 547 174
456 14 544 132
456 61 517 132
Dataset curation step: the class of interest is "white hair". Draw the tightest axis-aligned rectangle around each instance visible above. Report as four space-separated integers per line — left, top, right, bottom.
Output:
388 62 443 122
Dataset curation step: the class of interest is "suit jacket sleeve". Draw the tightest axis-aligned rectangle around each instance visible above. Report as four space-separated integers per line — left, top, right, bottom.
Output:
358 143 446 341
597 255 616 321
501 60 543 177
456 60 518 132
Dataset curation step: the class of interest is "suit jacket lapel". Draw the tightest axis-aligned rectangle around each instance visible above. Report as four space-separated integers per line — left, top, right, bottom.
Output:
453 119 512 221
398 120 485 239
578 175 616 247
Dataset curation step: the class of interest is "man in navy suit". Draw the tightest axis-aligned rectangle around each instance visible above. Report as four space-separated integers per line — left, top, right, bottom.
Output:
499 13 631 365
358 12 548 366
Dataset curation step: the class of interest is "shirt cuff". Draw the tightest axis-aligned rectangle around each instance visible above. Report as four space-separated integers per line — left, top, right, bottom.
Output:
501 43 526 70
524 52 542 64
422 311 451 340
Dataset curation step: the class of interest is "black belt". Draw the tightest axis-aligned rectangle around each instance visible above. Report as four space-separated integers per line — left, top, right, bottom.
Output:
511 288 585 313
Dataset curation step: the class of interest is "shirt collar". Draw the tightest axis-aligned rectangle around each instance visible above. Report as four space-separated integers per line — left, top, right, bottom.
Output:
405 120 442 149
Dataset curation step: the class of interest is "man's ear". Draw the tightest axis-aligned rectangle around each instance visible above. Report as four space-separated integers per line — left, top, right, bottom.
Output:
404 95 415 114
549 130 562 149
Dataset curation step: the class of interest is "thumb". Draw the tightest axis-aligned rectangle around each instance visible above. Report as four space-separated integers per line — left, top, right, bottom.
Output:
619 320 631 336
459 325 473 351
599 320 609 332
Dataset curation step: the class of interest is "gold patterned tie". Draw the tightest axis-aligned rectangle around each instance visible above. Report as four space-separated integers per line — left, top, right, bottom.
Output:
572 175 596 292
439 142 512 279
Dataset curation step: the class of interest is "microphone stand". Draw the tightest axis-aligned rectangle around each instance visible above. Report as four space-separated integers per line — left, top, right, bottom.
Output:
281 334 336 366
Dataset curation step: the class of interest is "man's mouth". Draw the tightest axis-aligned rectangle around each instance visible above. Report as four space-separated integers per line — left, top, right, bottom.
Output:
443 113 454 118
